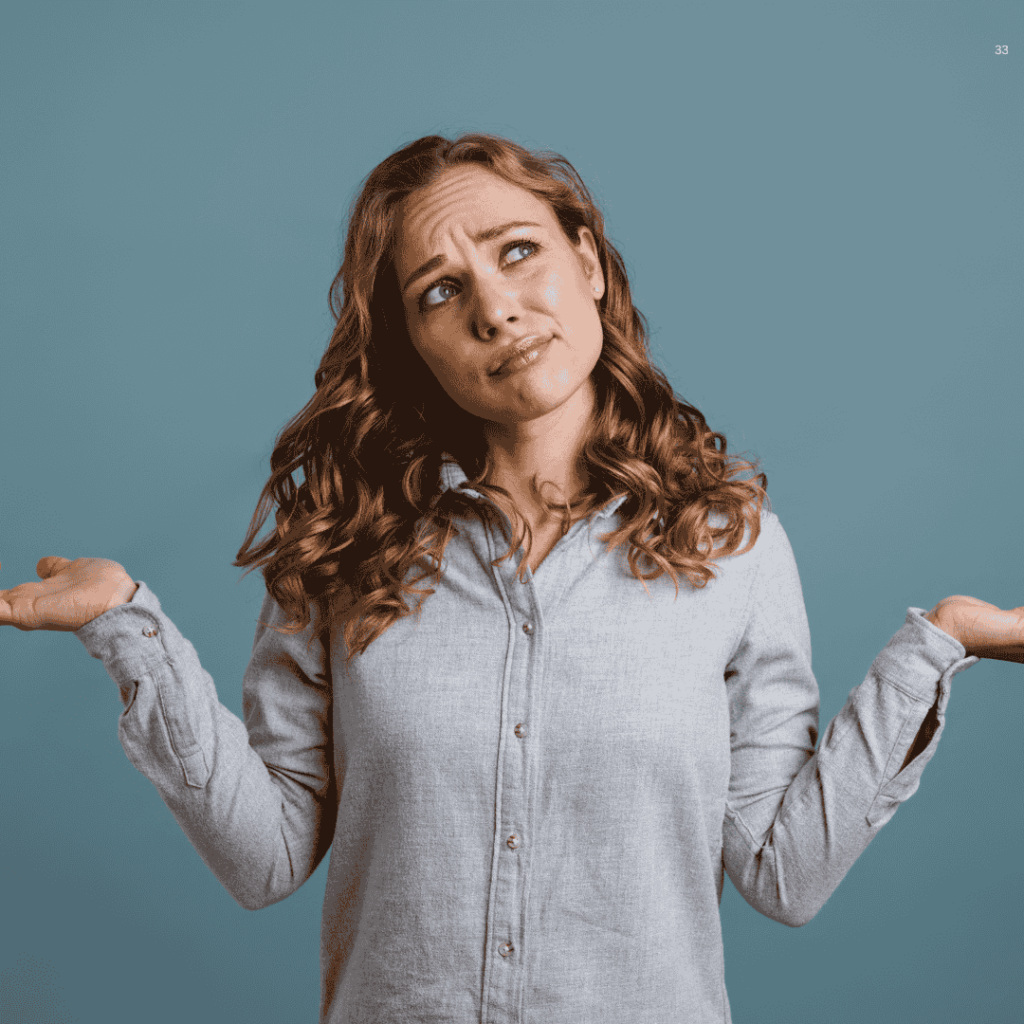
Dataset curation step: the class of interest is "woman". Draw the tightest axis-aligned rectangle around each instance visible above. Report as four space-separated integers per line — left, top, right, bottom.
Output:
1 133 1020 1023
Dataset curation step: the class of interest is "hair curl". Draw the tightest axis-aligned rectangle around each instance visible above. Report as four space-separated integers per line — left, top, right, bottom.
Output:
234 133 768 661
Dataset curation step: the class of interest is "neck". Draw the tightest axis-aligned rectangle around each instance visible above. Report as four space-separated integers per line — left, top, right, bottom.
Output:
481 380 596 525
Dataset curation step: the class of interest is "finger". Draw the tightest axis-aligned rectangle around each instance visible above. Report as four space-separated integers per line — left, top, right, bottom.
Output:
36 556 72 579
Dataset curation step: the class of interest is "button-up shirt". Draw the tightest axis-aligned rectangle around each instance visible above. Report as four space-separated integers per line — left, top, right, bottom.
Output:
75 459 977 1022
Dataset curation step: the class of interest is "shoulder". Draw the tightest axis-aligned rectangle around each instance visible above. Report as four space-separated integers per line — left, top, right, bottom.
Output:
698 509 802 611
706 505 789 563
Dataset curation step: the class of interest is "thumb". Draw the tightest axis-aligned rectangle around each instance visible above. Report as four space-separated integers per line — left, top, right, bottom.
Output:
37 556 73 579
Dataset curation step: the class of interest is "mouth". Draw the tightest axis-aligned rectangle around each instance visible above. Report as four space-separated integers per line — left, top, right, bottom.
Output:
488 336 551 378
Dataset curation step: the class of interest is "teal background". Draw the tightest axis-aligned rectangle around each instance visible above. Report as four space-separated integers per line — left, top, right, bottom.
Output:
1 2 1021 1021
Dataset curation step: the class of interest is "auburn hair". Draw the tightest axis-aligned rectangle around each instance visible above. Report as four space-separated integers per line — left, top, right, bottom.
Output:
233 133 768 661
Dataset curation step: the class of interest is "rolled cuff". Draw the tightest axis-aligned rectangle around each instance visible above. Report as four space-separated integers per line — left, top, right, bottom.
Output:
75 581 169 706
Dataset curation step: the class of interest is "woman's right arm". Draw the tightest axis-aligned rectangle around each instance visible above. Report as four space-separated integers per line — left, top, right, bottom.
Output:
0 557 336 910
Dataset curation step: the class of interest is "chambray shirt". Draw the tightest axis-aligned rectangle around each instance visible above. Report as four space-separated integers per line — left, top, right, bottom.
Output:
75 460 978 1023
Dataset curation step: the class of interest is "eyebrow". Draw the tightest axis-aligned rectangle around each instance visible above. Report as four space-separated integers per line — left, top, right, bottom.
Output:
401 220 544 294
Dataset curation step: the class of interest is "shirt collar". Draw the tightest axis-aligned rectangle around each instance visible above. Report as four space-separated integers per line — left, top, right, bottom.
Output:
439 455 629 520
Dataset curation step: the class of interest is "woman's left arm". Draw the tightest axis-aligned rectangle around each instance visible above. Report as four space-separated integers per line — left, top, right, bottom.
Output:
722 514 1019 928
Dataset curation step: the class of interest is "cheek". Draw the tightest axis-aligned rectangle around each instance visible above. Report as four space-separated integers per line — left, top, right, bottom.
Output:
551 281 602 353
542 269 598 328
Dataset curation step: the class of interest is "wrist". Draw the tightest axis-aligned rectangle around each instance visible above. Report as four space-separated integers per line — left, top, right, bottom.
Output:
924 605 966 652
103 579 139 613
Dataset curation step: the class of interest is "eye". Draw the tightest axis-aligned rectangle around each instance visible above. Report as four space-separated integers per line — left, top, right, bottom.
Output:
505 240 539 265
420 280 460 309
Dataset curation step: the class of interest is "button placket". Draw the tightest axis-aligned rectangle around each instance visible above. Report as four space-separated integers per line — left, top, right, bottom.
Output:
483 567 538 1014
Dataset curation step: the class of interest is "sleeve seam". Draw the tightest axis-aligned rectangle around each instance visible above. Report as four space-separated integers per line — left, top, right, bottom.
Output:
723 802 760 856
725 512 773 667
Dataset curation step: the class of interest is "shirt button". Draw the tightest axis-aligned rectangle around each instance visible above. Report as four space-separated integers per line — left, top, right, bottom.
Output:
499 941 514 958
506 834 521 850
522 621 534 635
514 723 526 738
142 625 159 637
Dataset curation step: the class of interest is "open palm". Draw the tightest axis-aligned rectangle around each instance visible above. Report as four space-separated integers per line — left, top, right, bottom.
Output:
0 557 138 632
926 595 1024 663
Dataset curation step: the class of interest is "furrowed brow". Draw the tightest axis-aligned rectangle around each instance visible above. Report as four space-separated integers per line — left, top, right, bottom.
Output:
401 221 543 295
402 255 445 295
471 220 543 243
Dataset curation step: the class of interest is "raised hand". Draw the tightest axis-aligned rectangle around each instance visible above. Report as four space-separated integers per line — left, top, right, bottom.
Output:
925 595 1024 664
0 557 138 632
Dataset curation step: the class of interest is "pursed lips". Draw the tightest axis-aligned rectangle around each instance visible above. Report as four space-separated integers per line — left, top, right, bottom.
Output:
488 335 549 376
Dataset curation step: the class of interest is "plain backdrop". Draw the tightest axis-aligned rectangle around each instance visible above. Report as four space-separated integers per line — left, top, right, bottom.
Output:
1 2 1021 1022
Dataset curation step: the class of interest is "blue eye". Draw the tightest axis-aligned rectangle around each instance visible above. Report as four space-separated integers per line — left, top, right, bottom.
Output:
422 281 459 308
506 241 537 264
418 239 540 312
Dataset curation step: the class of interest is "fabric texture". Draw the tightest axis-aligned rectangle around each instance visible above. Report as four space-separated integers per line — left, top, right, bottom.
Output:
75 460 978 1023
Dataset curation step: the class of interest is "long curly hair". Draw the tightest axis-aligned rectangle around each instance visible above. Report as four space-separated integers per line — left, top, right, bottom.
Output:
233 133 768 661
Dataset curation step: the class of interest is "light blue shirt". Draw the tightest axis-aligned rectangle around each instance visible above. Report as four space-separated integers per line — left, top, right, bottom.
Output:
75 459 977 1022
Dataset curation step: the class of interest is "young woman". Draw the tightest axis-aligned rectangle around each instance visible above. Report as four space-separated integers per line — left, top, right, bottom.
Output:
1 134 1020 1023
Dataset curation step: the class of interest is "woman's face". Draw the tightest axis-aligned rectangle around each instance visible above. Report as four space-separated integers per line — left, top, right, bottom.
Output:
393 165 606 428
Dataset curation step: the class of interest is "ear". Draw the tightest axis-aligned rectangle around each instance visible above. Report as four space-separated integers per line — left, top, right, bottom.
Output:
574 226 605 300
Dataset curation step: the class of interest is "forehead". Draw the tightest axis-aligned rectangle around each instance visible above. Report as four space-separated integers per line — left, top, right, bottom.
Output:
394 165 556 265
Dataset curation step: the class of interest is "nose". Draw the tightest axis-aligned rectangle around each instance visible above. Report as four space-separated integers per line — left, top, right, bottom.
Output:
469 272 520 341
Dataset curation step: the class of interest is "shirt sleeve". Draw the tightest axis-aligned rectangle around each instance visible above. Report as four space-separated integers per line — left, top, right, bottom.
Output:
721 513 978 927
74 580 336 911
